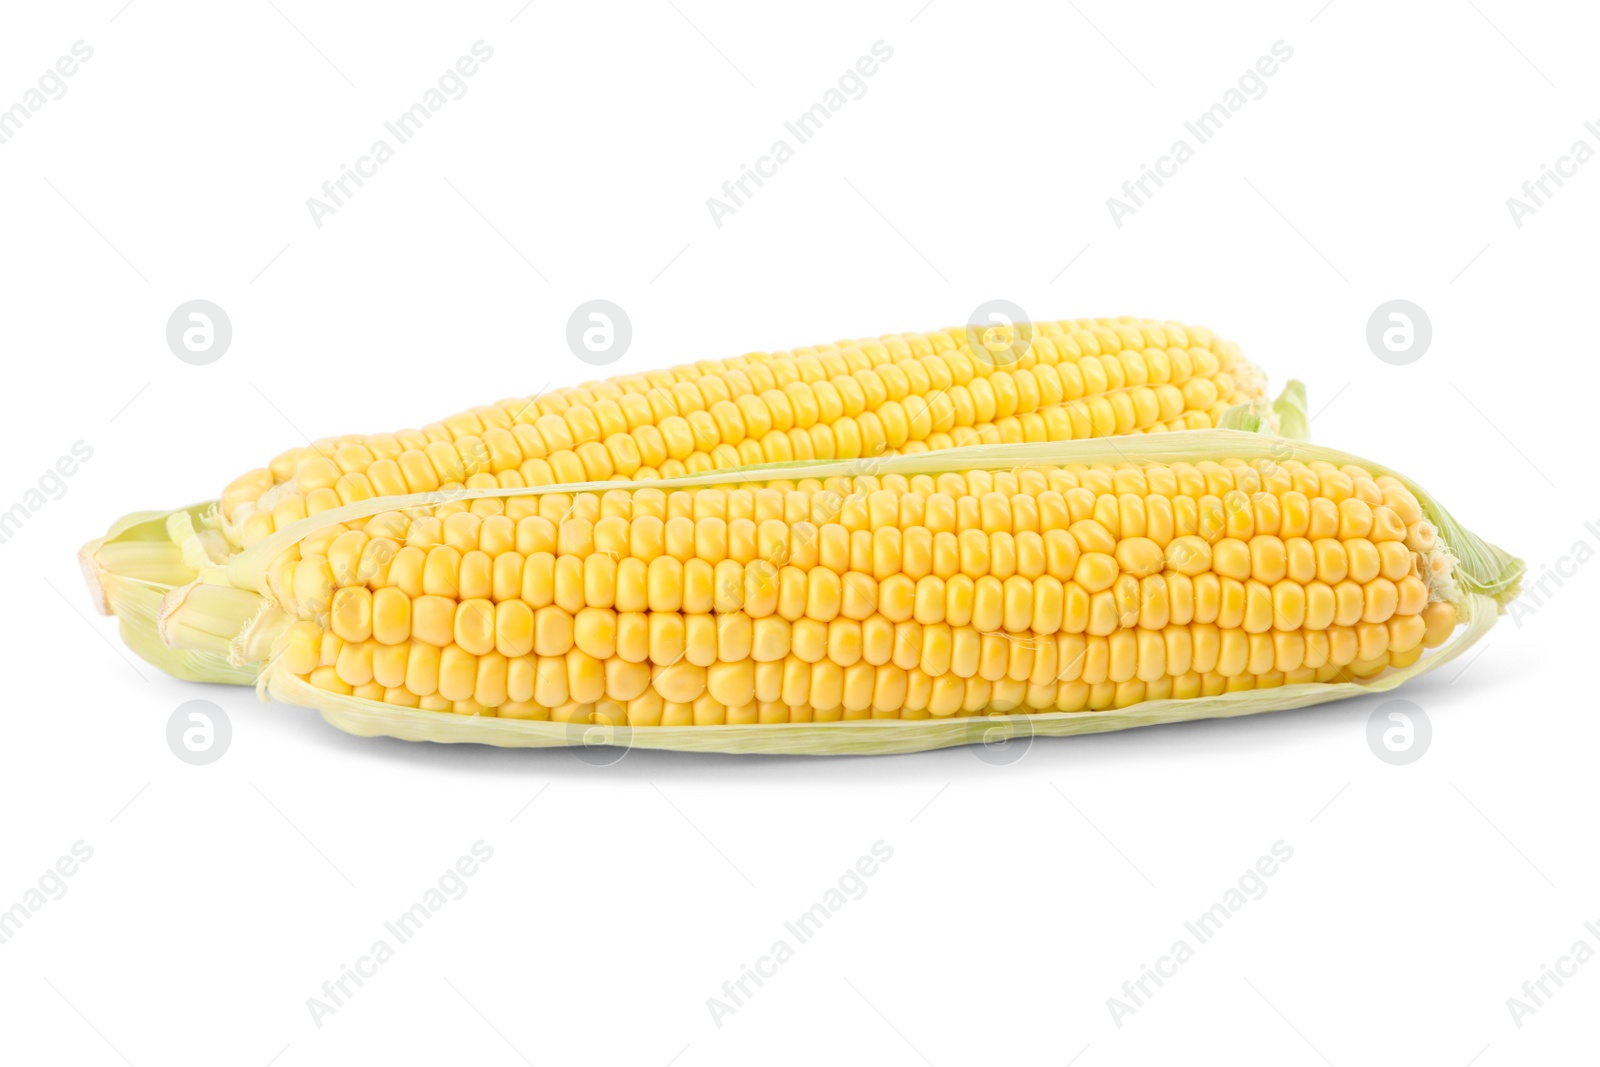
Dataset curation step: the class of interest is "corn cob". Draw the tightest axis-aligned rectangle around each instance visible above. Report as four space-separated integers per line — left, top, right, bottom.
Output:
157 432 1520 754
219 317 1264 551
81 315 1271 687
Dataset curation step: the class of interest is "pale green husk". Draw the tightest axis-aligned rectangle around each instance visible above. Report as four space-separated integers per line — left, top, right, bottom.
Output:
177 428 1519 755
78 505 256 685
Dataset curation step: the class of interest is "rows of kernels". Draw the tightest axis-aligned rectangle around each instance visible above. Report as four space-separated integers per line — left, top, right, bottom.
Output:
299 651 1424 722
249 316 1221 485
277 458 1459 723
223 318 1260 545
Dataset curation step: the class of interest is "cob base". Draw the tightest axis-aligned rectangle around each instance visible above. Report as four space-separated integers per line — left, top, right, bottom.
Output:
79 506 256 685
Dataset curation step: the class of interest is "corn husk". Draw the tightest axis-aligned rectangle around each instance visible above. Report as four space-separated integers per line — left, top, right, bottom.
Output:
78 505 256 685
153 429 1519 755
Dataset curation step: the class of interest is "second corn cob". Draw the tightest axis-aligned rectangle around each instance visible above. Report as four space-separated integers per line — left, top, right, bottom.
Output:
219 317 1265 551
81 315 1272 686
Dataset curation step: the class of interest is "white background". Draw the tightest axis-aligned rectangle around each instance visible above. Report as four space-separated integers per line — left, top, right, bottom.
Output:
0 1 1594 1063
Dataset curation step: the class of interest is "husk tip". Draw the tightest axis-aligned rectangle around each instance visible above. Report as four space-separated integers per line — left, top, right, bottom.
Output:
77 537 114 616
155 580 200 649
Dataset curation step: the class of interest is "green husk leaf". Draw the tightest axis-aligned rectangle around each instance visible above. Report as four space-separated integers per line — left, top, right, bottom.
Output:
1216 404 1264 433
79 505 253 684
1424 499 1523 608
1216 379 1308 441
1272 379 1310 442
